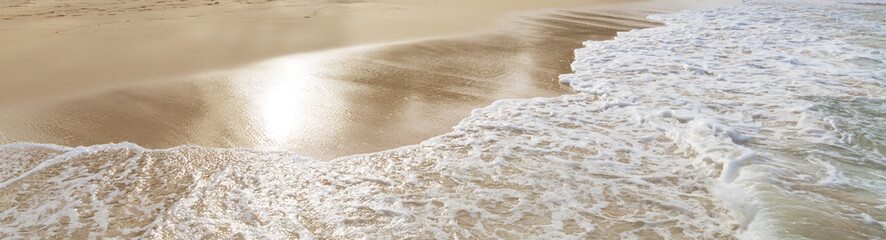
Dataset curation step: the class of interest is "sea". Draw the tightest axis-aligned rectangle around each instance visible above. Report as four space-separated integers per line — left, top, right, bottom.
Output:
1 0 884 239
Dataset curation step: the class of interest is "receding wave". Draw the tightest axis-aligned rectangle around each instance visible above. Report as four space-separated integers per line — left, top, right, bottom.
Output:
2 0 885 239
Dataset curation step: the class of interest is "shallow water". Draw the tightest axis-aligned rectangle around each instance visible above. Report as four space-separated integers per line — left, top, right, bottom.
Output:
558 1 885 238
1 0 885 239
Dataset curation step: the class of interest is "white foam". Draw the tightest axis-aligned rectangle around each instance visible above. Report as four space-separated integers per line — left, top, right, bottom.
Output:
559 1 885 238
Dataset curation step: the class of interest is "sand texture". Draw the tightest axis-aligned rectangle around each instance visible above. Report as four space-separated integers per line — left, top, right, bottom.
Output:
1 0 732 160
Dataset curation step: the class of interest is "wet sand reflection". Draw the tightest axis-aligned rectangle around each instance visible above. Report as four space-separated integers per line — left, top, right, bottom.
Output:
0 8 661 160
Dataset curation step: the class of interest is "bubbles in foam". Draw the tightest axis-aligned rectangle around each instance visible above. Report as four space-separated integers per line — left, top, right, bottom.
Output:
559 1 885 238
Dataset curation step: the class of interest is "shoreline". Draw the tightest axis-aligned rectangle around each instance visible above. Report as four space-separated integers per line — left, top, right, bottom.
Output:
0 0 632 104
0 0 736 160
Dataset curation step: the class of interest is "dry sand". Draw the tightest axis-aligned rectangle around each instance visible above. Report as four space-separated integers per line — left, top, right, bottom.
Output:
0 0 733 160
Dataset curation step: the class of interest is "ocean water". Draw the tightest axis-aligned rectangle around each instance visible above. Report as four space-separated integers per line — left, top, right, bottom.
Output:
1 0 884 239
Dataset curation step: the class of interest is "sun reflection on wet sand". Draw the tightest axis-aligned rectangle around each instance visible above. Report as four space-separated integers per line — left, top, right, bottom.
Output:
0 5 668 160
256 61 319 145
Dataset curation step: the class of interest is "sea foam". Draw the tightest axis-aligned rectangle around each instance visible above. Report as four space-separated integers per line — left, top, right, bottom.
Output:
560 1 885 238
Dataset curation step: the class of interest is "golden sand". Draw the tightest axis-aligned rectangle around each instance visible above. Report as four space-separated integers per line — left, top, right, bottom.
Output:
1 0 731 160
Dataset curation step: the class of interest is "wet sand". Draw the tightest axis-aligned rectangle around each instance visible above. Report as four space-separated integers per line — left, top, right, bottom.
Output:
0 0 629 103
1 0 731 160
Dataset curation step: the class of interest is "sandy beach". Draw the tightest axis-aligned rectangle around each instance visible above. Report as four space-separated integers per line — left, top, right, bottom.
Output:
1 0 624 103
1 0 728 160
